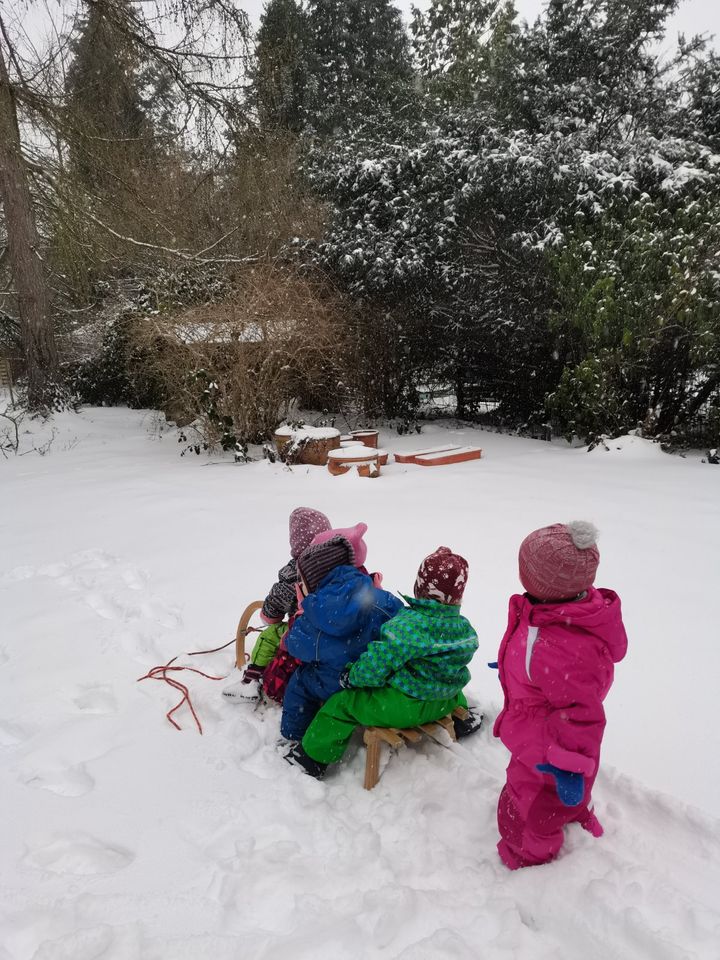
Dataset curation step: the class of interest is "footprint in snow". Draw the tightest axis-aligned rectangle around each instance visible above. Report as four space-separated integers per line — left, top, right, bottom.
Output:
24 835 134 876
0 564 36 584
72 685 118 715
19 760 95 797
84 591 124 621
120 565 146 591
0 719 31 748
30 925 116 960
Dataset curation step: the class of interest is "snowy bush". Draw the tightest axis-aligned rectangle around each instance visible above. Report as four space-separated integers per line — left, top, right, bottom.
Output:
548 193 720 442
131 263 349 448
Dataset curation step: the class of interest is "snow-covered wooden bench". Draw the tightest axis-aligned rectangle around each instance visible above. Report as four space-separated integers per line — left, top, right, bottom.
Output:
415 446 482 466
394 445 482 466
363 706 469 790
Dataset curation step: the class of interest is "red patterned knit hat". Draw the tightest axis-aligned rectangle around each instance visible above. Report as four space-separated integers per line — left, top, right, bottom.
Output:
297 535 355 593
289 507 331 559
518 521 600 602
414 546 469 605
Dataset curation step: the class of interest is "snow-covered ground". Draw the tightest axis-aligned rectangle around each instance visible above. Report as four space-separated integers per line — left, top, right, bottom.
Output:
1 406 719 959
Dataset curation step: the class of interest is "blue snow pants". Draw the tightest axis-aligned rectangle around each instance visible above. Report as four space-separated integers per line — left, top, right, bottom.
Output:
280 663 342 741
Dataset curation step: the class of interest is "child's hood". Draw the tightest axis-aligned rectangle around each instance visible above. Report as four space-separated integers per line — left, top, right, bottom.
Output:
289 507 331 559
302 565 398 637
527 587 627 663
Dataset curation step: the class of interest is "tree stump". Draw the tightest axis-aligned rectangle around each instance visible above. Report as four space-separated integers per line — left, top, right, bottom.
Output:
351 429 379 448
274 426 341 465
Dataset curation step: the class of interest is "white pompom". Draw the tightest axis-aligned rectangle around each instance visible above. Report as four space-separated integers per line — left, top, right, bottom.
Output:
566 520 598 550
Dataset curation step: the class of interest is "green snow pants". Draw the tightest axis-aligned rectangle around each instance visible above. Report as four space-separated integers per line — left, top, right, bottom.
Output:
302 685 468 765
250 623 288 668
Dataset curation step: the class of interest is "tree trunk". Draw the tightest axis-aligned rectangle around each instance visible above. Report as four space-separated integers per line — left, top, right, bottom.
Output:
0 40 60 408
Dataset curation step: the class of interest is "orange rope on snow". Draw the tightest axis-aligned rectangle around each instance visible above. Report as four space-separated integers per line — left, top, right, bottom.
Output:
137 658 226 734
138 626 263 733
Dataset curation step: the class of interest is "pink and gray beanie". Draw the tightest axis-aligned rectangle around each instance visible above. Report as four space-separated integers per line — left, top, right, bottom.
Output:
518 521 600 602
311 522 368 568
414 546 469 606
297 535 355 593
289 507 332 559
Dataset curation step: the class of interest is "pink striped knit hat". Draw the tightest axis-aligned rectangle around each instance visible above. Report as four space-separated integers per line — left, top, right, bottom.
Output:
518 522 600 602
311 522 368 567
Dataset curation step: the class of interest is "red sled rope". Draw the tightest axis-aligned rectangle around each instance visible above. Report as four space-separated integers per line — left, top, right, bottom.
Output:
137 658 226 735
137 624 263 733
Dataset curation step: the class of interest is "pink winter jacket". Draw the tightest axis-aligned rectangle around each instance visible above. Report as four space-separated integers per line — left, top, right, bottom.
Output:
493 588 628 777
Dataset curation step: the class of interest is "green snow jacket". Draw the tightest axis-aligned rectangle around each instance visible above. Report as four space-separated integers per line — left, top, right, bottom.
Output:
348 596 478 700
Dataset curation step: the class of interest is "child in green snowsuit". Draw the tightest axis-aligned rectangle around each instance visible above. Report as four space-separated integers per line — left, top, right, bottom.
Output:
286 546 482 777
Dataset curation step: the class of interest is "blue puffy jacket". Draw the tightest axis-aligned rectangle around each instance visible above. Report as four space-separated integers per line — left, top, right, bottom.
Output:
286 565 403 671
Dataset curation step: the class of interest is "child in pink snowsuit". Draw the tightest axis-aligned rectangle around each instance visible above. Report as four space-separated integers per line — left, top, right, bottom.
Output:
494 521 627 869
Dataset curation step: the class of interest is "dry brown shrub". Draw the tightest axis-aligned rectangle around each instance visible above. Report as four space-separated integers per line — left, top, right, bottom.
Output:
132 262 350 446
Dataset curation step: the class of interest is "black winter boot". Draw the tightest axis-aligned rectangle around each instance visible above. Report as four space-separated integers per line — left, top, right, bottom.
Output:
453 709 484 740
284 744 328 779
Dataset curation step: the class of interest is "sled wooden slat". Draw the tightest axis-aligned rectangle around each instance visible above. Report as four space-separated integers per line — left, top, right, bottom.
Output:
235 600 264 670
396 727 422 743
362 707 467 790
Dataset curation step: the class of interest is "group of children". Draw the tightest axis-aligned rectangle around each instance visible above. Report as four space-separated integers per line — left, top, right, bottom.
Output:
223 507 628 871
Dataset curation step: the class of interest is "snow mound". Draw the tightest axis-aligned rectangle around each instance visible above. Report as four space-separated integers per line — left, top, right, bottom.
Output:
275 425 340 440
586 433 666 459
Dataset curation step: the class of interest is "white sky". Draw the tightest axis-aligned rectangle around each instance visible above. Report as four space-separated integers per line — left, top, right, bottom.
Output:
17 0 720 61
403 0 719 45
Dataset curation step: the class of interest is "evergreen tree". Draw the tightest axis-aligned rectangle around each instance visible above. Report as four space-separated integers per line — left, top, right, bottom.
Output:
677 49 720 150
65 0 154 187
304 0 413 132
498 0 680 138
410 0 516 106
253 0 310 131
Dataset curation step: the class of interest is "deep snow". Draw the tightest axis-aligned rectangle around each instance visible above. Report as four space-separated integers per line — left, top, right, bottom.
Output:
1 406 719 959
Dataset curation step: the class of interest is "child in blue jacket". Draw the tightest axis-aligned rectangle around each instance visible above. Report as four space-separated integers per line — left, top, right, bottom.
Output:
280 535 402 742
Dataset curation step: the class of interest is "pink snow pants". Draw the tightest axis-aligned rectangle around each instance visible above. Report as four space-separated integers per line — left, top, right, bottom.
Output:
497 756 597 869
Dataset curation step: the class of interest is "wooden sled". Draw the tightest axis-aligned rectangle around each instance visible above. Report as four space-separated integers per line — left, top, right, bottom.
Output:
235 600 264 669
363 706 469 790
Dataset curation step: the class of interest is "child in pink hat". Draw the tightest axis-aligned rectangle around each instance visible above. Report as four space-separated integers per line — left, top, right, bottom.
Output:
223 507 331 703
493 521 628 869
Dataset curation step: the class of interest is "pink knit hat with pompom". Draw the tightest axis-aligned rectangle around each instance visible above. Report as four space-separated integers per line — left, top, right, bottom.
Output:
518 521 600 601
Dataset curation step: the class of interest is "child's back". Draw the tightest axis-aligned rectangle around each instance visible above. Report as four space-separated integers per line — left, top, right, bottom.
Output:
350 594 478 700
495 586 626 779
287 563 400 671
494 521 628 870
280 536 402 741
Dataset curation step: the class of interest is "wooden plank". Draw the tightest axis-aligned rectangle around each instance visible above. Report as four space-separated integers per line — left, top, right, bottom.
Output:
373 728 405 748
436 714 457 742
418 722 446 740
415 447 483 467
396 727 423 743
394 444 462 464
363 731 381 790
